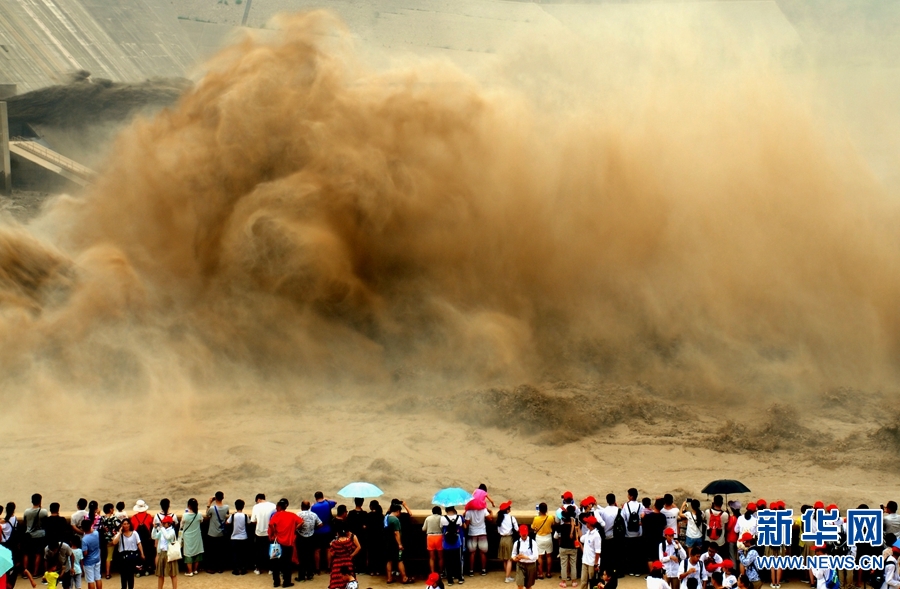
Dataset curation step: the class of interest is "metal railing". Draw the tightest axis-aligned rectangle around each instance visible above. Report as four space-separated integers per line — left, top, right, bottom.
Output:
9 139 95 179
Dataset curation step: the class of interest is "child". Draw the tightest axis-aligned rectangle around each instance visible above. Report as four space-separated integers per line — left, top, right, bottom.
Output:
597 569 618 589
43 564 59 589
71 535 84 589
466 486 495 510
227 499 250 575
339 566 358 589
426 572 445 589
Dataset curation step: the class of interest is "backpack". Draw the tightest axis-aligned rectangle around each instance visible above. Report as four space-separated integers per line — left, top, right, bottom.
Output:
868 561 890 589
443 515 460 545
514 537 534 556
707 510 723 541
825 570 840 589
613 509 627 540
829 529 849 556
626 504 641 533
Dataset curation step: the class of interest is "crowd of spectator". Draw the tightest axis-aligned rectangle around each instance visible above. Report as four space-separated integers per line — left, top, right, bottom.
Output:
1 488 899 589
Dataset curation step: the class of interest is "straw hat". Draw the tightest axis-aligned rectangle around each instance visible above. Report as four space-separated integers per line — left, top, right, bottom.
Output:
133 500 149 512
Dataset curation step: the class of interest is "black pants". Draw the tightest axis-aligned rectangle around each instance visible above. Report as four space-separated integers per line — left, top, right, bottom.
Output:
601 537 620 577
624 537 644 574
207 536 227 572
256 536 271 572
444 546 463 582
232 539 251 573
120 561 137 589
297 536 316 580
272 545 294 587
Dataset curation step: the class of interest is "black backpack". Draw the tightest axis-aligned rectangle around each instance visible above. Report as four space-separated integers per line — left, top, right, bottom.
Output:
867 561 890 589
444 515 460 545
613 509 627 539
829 529 849 557
626 504 640 533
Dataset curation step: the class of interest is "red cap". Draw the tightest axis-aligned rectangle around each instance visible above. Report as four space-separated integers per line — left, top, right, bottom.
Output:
584 516 598 525
746 503 757 512
776 501 786 509
826 504 838 512
756 499 766 507
814 501 825 509
814 545 827 552
769 502 778 510
162 515 174 524
499 501 512 511
562 491 574 500
740 532 754 542
519 524 530 535
892 546 900 555
581 496 597 507
721 560 734 569
664 528 676 536
427 573 440 586
651 561 664 571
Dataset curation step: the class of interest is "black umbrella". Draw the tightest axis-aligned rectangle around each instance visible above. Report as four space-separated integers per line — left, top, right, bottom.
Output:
701 479 751 495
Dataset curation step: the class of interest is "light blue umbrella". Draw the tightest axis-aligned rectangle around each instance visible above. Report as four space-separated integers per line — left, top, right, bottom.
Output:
337 482 384 498
433 487 473 508
0 544 13 577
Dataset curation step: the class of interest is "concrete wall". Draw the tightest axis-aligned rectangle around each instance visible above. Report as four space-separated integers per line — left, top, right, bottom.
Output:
0 0 197 92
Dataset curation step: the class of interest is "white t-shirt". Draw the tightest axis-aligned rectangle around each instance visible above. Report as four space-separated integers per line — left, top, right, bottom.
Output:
251 501 276 536
660 541 686 578
153 512 180 527
227 512 249 540
680 558 707 584
685 512 704 539
662 507 680 532
465 509 487 536
599 506 620 539
623 501 642 538
1 516 17 542
811 567 829 589
648 577 670 589
496 514 519 537
723 574 737 589
737 515 757 538
71 510 88 529
580 529 602 565
117 532 141 552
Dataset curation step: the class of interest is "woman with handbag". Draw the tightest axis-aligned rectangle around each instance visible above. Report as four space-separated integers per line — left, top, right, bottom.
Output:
151 517 178 589
180 500 204 577
112 520 144 589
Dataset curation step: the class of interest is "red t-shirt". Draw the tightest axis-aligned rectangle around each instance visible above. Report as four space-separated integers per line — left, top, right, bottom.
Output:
268 510 301 547
132 512 154 532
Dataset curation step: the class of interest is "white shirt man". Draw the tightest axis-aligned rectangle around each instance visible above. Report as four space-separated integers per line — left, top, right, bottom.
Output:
736 513 757 538
512 533 538 564
600 504 620 540
680 555 708 586
251 496 276 536
880 551 900 589
579 517 603 587
660 539 687 579
623 499 643 538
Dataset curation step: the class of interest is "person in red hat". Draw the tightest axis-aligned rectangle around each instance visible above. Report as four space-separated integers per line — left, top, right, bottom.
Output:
737 534 760 589
660 528 685 589
579 517 602 589
426 572 443 589
763 503 784 589
644 499 669 575
496 502 518 584
648 561 669 589
151 515 178 589
810 546 830 589
736 505 757 542
512 525 538 589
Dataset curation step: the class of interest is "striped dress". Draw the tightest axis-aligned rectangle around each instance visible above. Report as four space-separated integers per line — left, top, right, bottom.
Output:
329 536 356 589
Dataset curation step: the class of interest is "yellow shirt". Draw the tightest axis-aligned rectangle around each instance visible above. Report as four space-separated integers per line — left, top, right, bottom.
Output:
532 514 555 536
43 572 59 589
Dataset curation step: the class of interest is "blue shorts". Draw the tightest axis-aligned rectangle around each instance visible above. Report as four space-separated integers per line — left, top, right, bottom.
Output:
686 536 704 548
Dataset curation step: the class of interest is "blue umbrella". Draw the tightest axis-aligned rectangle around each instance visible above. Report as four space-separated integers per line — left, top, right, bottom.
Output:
337 482 384 498
433 487 473 508
0 544 13 577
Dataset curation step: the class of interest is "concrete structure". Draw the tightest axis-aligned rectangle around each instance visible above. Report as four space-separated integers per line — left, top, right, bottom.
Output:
0 0 197 92
8 140 94 188
0 102 10 196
